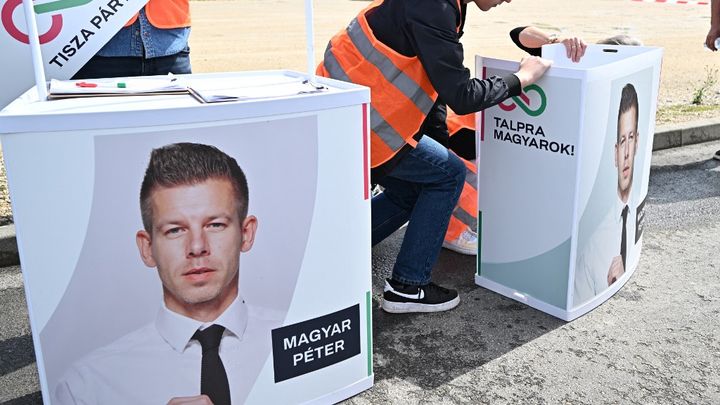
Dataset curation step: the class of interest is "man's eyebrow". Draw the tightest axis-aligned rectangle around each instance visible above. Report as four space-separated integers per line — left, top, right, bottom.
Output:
207 214 234 222
155 220 184 231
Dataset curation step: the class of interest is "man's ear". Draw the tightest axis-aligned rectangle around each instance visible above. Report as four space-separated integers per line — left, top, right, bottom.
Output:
136 230 157 268
240 216 258 253
614 143 619 168
634 131 640 155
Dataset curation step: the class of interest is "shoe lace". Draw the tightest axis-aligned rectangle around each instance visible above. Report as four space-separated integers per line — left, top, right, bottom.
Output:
460 228 478 243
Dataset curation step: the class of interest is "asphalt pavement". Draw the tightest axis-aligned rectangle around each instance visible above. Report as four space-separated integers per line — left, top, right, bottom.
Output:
1 139 719 404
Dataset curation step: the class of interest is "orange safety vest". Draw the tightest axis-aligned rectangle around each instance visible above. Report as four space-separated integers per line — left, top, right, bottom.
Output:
446 108 477 161
445 156 478 243
445 109 478 242
124 0 191 29
447 109 475 137
317 0 462 168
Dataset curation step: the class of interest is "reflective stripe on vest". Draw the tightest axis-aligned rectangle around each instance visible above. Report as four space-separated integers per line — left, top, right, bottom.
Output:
317 0 462 168
345 19 436 116
452 204 476 230
124 0 190 29
445 157 478 241
322 43 407 153
455 158 477 229
465 168 477 190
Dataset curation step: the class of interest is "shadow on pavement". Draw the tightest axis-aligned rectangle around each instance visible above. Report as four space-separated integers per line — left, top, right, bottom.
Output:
649 158 720 205
371 233 565 389
0 335 35 378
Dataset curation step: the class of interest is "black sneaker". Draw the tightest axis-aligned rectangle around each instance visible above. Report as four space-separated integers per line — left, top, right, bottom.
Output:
382 278 460 313
714 150 720 161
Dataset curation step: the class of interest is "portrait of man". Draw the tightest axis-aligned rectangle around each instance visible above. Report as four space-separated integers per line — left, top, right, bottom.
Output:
54 142 273 405
574 83 640 305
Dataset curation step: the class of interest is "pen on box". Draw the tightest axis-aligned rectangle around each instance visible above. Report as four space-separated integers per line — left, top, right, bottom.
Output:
75 81 97 88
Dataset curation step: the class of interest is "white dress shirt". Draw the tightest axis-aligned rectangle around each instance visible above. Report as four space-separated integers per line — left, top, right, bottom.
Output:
53 296 277 405
573 197 636 306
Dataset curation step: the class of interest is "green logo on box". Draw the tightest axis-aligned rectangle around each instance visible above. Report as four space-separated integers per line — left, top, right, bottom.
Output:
499 84 547 117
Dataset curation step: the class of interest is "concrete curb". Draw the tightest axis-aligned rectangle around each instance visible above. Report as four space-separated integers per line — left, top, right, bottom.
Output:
653 117 720 151
0 119 717 269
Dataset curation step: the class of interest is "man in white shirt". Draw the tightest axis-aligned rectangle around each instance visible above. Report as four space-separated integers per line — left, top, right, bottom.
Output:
574 84 640 306
54 142 274 405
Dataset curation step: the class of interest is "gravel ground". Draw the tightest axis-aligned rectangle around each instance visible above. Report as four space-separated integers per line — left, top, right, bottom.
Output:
1 140 718 405
0 147 12 226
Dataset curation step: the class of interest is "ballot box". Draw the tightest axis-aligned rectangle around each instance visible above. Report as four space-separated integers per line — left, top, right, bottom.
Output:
475 44 663 321
0 70 373 404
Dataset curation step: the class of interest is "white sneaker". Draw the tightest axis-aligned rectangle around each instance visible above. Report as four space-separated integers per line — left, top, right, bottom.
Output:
442 228 478 255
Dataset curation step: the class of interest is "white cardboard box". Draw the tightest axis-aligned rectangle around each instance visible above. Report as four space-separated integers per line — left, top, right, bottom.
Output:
476 44 663 321
0 70 373 404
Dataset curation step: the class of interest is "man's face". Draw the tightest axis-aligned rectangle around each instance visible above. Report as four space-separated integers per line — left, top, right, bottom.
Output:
615 106 639 198
467 0 511 12
136 178 257 319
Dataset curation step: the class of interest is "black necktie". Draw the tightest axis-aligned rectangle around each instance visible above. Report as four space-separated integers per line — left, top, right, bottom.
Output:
620 205 629 270
192 324 231 405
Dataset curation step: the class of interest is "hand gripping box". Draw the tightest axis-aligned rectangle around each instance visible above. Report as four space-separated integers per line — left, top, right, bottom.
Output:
475 44 663 321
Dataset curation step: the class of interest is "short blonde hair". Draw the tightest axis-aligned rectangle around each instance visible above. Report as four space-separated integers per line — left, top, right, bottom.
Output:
597 35 643 46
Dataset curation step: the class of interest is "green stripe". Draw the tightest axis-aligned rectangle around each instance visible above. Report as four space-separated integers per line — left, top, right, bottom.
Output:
34 0 92 14
477 211 482 275
366 290 373 376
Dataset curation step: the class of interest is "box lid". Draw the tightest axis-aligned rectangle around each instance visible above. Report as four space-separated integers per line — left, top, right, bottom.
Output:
0 70 369 134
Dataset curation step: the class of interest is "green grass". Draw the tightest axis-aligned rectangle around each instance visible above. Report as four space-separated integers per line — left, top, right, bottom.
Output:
656 104 720 126
691 66 719 106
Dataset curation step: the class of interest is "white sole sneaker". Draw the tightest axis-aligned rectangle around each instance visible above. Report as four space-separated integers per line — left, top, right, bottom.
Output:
441 240 477 255
381 296 460 313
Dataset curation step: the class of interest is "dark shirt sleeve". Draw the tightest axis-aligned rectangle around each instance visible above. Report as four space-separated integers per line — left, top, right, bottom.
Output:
510 26 542 57
420 103 450 147
406 0 521 115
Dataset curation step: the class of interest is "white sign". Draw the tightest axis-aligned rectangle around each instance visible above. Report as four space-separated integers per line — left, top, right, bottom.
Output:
0 0 148 109
476 44 663 321
0 71 373 404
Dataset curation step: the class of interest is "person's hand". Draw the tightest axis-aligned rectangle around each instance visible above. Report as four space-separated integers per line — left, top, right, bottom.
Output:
705 24 720 51
560 36 587 62
514 56 553 87
607 255 625 286
167 395 214 405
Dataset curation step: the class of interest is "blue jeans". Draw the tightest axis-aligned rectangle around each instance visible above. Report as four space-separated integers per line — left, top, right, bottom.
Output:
71 50 191 79
372 135 465 286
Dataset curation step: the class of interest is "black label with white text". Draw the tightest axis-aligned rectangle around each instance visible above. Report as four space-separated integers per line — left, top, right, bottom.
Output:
271 304 360 383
